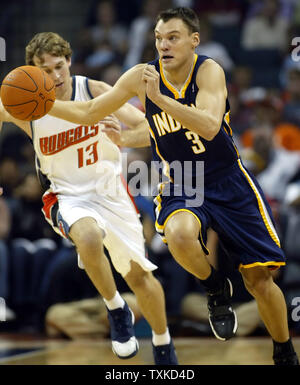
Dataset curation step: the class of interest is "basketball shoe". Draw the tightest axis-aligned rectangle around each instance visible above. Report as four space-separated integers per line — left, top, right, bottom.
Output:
207 278 238 340
273 352 299 365
152 340 178 365
107 302 139 359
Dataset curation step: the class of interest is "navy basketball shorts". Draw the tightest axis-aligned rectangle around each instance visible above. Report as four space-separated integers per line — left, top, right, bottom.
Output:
154 159 286 271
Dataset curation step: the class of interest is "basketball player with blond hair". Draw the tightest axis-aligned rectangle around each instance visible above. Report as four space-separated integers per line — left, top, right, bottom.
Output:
48 7 299 365
0 32 177 365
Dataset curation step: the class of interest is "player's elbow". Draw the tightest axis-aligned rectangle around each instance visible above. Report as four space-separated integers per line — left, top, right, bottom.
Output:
205 127 219 141
202 121 220 141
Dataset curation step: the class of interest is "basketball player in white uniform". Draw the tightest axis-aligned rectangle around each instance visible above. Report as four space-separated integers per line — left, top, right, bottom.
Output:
0 32 177 365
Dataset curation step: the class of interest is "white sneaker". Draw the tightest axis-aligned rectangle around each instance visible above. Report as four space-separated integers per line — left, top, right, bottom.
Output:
107 302 139 359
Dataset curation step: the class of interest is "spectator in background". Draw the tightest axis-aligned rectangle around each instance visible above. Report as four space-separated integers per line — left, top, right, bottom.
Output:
100 63 123 86
227 66 254 136
0 157 22 199
123 0 172 70
84 0 128 78
279 23 300 89
196 17 234 73
241 0 288 51
245 0 297 22
10 173 57 242
89 1 128 56
282 66 300 129
0 197 11 303
193 0 246 26
242 127 300 206
239 87 283 138
73 0 128 79
85 0 142 28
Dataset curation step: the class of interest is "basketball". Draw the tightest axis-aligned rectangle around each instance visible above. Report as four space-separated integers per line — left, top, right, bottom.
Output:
0 65 55 121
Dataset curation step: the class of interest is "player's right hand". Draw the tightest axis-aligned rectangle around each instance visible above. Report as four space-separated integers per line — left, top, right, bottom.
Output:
100 115 122 146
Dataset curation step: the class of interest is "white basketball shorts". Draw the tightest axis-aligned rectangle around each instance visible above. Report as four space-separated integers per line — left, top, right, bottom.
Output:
41 176 157 277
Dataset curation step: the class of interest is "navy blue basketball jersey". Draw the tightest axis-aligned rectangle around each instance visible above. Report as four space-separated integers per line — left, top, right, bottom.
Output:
145 54 239 183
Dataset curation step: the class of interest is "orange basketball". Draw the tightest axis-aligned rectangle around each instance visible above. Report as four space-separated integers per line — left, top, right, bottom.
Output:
0 65 55 121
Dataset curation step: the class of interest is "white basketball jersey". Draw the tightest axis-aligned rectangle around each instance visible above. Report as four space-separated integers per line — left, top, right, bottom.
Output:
32 76 122 195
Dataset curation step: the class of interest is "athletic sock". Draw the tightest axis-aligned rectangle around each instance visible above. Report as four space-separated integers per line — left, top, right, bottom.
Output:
152 328 171 346
103 291 125 310
273 338 295 357
198 265 224 294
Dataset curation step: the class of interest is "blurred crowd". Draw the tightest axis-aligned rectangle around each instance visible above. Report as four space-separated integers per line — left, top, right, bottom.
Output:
0 0 300 339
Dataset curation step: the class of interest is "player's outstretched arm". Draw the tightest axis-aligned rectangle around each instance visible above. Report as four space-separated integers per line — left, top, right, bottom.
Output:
143 59 227 141
0 101 31 137
88 80 150 148
49 65 143 126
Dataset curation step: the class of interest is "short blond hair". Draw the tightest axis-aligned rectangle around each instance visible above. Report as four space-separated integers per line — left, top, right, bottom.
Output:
25 32 72 65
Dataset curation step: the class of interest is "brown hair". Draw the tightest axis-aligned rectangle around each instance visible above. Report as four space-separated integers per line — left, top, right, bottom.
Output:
156 7 200 34
25 32 72 65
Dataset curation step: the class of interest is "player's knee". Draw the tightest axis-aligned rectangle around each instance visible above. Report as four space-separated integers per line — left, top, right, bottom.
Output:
72 225 103 256
166 228 196 253
243 272 273 298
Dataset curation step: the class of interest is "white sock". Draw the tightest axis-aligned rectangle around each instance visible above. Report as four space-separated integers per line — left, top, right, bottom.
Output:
103 291 125 310
152 328 171 346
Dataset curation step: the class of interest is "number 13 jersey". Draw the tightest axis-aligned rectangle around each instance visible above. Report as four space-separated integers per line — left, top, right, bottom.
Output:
31 76 121 196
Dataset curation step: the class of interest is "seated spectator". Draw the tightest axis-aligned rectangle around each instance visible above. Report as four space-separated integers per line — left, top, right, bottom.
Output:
73 0 128 78
282 66 300 128
227 67 254 136
123 0 171 70
241 0 288 51
0 197 11 303
0 157 22 199
274 123 300 152
45 292 141 340
239 87 283 139
193 0 245 26
245 0 297 22
10 173 59 242
86 0 128 60
243 126 300 203
100 63 123 86
196 17 234 73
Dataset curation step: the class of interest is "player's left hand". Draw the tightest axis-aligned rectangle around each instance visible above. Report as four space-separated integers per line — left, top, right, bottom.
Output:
142 65 162 104
100 115 122 146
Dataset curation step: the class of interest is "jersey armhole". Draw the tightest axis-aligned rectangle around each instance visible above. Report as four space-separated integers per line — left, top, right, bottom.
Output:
85 78 94 100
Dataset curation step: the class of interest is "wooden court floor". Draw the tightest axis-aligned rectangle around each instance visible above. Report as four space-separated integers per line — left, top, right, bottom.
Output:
0 336 299 365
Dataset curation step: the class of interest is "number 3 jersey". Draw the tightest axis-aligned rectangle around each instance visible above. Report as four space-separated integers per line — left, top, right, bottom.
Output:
31 76 122 196
145 54 239 184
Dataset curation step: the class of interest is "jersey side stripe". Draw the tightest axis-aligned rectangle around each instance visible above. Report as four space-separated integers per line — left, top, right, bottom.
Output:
237 159 281 248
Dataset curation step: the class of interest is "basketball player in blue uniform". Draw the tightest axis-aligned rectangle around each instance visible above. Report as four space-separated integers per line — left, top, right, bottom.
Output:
49 7 299 365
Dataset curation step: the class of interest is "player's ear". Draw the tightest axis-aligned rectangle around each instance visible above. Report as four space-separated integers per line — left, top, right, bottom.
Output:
67 57 72 67
192 32 200 49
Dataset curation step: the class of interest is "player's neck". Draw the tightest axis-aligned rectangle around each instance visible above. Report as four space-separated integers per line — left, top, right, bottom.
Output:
162 54 195 90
